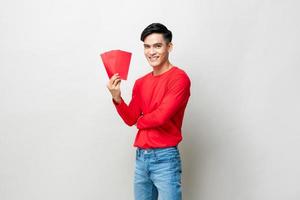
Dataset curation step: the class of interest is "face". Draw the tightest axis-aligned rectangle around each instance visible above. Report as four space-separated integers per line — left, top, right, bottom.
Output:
143 33 173 68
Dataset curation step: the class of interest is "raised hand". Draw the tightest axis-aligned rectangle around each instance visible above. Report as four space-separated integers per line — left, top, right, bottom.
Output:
107 73 122 104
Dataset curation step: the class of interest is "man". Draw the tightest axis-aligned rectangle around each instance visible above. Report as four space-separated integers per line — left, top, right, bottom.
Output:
107 23 191 200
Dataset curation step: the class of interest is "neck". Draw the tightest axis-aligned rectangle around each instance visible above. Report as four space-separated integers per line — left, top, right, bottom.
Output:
152 61 173 76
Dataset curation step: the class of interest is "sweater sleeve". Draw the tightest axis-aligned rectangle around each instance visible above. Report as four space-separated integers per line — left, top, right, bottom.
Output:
136 74 191 129
113 81 142 126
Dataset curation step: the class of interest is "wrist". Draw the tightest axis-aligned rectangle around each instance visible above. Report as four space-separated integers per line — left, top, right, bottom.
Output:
113 96 121 104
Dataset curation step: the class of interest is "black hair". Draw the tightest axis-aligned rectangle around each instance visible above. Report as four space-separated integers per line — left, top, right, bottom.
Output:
140 23 172 43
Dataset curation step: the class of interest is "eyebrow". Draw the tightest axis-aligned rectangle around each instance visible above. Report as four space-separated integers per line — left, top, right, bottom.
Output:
143 43 163 47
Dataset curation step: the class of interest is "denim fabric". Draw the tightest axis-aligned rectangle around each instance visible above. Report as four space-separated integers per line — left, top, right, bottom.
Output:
134 146 182 200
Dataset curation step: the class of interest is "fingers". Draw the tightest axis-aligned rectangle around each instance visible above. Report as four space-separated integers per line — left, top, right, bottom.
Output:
108 73 121 88
108 73 120 85
109 73 120 83
115 79 121 90
112 73 120 80
113 78 121 88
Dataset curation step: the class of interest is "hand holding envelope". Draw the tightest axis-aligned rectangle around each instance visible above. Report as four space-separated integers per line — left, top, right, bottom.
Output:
100 49 132 80
106 73 122 104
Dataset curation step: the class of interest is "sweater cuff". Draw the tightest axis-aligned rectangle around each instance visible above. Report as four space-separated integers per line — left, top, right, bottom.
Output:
112 97 124 106
136 115 144 129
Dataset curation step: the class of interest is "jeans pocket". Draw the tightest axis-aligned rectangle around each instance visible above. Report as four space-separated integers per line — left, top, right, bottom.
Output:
156 149 181 163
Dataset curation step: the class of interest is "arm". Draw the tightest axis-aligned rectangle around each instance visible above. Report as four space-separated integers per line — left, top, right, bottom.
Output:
113 82 142 126
136 74 190 129
107 73 141 126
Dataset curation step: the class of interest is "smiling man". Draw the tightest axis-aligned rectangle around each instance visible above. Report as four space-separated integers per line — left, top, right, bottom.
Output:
107 23 191 200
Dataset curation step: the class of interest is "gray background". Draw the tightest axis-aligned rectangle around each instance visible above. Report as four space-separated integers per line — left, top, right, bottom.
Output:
1 0 299 199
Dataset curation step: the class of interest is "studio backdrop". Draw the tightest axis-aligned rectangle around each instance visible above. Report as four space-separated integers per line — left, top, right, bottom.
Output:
0 0 299 199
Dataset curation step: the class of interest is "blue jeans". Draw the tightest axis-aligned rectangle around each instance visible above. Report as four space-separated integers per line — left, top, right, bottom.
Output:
134 146 182 200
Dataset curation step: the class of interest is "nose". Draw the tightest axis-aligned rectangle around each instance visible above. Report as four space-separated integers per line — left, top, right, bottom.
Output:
149 47 156 55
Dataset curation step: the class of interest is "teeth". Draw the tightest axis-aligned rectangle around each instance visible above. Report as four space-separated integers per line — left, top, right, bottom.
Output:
150 57 158 61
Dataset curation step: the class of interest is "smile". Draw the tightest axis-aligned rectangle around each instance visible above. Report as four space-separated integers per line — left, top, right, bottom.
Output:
149 56 159 61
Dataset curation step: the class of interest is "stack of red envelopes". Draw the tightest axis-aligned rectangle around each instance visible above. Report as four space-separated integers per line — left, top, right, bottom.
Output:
100 49 132 80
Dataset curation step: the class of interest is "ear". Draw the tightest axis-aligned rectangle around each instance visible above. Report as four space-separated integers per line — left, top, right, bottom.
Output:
168 42 173 53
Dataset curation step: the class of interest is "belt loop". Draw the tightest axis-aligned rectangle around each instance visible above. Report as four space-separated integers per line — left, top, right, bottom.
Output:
153 148 157 161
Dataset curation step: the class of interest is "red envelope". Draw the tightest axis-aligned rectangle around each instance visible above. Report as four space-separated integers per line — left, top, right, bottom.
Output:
100 49 132 80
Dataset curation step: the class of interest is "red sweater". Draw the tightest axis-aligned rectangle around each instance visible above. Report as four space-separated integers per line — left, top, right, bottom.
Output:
113 66 191 148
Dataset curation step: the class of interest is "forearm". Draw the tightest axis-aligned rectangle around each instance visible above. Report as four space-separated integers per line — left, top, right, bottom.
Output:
113 97 141 126
136 76 190 129
136 97 188 129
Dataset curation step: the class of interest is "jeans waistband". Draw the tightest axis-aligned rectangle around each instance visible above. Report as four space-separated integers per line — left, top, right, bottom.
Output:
137 146 177 151
136 146 178 157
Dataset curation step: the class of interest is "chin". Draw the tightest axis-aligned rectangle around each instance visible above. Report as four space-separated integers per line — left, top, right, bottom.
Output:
148 61 161 68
